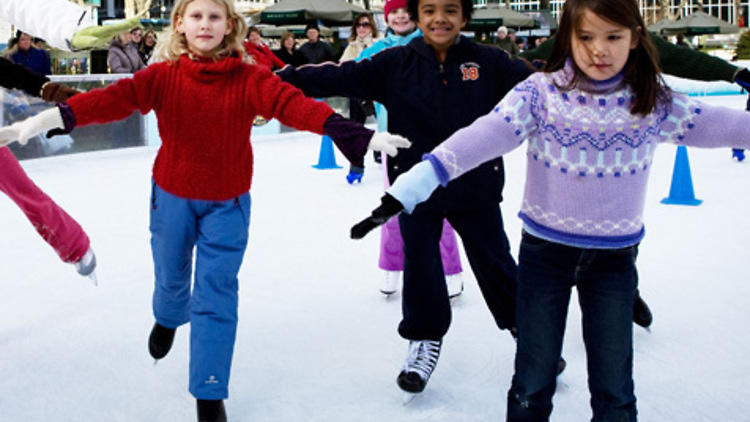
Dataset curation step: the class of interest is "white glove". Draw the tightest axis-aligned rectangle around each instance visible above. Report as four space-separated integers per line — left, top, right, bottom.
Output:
367 132 411 157
0 107 65 147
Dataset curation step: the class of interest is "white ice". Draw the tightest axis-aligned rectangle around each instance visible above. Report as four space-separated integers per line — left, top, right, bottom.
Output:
0 93 749 421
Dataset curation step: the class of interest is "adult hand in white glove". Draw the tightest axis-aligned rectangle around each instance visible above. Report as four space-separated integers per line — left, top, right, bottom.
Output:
0 107 65 147
367 132 411 157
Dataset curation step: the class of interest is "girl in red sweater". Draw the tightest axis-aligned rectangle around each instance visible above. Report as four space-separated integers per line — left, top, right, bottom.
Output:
0 0 408 420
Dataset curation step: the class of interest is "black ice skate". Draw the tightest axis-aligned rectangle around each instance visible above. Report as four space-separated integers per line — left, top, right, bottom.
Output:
633 293 653 329
197 399 226 422
397 339 442 394
148 322 176 360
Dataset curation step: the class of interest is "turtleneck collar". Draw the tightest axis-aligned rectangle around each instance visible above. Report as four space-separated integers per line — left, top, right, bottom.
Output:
560 58 625 94
178 53 243 82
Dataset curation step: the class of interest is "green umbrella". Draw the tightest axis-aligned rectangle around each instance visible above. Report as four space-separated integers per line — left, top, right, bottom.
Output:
258 0 367 26
659 11 739 35
466 4 536 31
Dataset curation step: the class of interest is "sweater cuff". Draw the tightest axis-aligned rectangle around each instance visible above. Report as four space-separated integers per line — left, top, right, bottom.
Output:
57 102 77 133
423 153 450 187
386 161 441 214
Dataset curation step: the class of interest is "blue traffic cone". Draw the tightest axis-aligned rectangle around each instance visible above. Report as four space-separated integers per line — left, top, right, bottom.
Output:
661 145 702 206
312 134 342 169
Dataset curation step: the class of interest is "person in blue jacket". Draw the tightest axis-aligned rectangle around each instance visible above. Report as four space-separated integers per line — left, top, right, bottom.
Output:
278 0 545 394
9 31 51 75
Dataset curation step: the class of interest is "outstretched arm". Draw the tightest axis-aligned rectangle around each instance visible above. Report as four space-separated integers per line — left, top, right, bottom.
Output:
522 34 745 85
0 0 142 51
251 67 410 168
351 76 541 239
0 57 80 102
276 53 389 104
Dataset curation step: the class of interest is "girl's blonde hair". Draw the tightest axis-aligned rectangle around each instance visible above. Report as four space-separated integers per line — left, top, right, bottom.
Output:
154 0 250 63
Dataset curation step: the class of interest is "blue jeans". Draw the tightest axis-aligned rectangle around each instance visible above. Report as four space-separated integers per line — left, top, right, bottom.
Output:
149 183 251 399
507 232 637 422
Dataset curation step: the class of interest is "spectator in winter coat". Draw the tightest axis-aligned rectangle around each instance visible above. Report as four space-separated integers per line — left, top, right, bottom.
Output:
9 31 51 75
298 22 335 64
339 12 379 62
273 32 307 67
495 26 519 56
243 26 285 70
138 29 158 65
107 31 145 73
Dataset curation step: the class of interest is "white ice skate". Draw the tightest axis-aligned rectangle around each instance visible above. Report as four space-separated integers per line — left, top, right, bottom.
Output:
74 247 97 286
380 270 401 296
446 273 464 299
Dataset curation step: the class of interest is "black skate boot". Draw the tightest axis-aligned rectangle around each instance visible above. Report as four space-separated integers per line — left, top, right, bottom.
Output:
197 399 226 422
148 322 176 360
397 339 442 393
510 328 566 375
633 293 653 328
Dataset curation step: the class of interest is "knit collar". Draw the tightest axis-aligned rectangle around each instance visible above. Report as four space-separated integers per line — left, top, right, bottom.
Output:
178 53 243 82
560 58 625 94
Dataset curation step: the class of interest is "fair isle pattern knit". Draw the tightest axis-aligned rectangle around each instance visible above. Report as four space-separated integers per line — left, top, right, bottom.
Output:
428 62 750 248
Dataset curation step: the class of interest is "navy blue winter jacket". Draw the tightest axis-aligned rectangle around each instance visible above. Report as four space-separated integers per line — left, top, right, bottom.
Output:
279 35 533 207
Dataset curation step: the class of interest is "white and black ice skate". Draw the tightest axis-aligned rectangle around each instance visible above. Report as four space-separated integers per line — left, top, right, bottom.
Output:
446 273 464 299
380 270 401 296
397 339 442 399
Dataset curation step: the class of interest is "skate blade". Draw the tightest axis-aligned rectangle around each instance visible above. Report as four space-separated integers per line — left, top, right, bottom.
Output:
153 359 160 366
402 392 418 405
88 271 99 286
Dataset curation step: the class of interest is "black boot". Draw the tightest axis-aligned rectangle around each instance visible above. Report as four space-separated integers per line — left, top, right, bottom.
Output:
197 399 226 422
633 293 653 328
148 322 176 360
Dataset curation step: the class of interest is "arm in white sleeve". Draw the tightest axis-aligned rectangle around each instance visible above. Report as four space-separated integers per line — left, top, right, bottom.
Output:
0 0 92 51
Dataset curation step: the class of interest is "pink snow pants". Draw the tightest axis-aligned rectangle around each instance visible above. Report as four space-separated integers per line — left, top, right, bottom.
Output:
0 147 89 263
378 154 462 275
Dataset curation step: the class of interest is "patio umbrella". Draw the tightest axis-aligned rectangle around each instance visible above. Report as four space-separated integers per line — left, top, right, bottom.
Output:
647 18 674 35
466 4 536 31
658 11 739 35
258 0 367 26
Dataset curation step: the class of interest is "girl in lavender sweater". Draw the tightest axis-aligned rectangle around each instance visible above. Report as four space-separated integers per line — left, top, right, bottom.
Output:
352 0 750 419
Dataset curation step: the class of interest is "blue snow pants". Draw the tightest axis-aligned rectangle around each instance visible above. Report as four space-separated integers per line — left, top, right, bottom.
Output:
149 182 251 399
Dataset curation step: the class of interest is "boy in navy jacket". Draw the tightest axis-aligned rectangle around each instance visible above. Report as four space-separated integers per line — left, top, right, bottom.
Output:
278 0 537 394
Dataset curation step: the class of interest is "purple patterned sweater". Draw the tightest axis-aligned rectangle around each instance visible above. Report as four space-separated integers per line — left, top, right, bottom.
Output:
424 62 750 248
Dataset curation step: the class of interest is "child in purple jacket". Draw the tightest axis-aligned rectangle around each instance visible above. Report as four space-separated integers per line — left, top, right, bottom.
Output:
353 0 750 419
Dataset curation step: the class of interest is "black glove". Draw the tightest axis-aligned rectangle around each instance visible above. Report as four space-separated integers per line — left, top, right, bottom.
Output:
734 68 750 91
350 193 404 239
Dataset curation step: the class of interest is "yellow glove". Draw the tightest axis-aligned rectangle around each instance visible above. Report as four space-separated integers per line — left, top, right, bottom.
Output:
70 15 143 50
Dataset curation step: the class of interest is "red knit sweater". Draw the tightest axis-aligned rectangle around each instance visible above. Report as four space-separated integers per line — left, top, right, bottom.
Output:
66 54 334 200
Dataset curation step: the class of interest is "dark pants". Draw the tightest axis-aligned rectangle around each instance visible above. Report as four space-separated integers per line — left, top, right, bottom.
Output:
507 232 637 422
397 202 517 341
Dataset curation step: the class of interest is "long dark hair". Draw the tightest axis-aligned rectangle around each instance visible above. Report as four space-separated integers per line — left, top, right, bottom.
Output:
545 0 668 116
349 12 379 41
